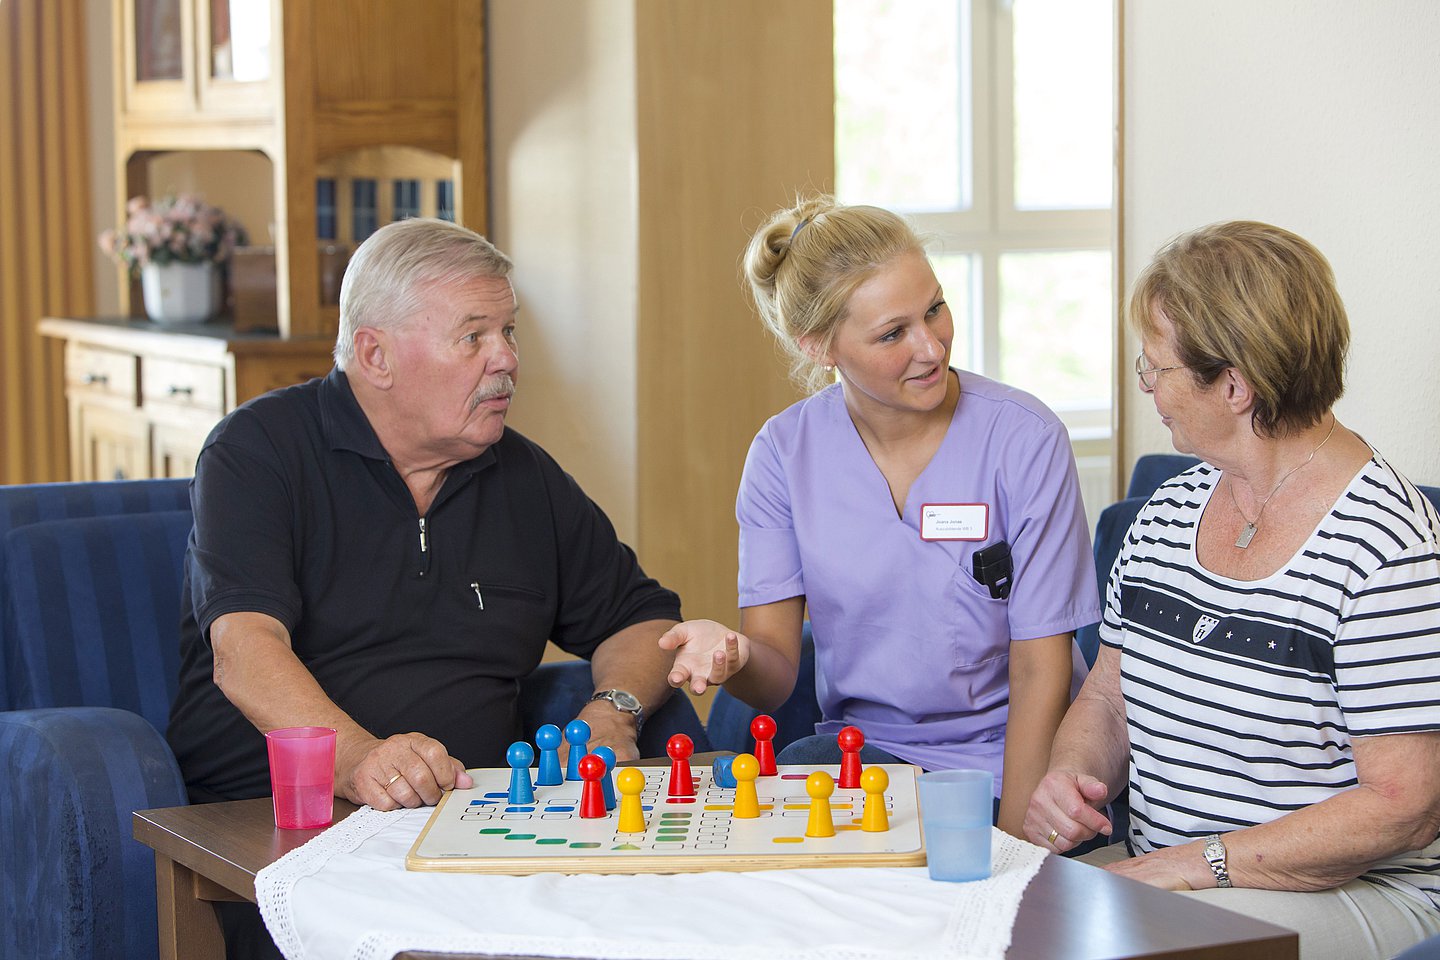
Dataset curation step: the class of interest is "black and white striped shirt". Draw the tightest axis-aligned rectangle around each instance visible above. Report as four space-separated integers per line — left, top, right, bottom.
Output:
1100 454 1440 908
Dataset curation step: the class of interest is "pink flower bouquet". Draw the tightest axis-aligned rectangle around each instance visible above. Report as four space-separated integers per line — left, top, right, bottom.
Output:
99 194 248 278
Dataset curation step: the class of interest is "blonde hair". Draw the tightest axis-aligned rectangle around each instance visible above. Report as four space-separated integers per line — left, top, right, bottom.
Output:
334 218 513 370
742 196 924 393
1128 220 1348 437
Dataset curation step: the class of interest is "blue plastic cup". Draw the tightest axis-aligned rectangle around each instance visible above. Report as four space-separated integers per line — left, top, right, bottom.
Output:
917 769 993 881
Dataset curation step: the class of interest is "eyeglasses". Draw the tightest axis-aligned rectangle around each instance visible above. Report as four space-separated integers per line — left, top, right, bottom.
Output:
1135 351 1188 389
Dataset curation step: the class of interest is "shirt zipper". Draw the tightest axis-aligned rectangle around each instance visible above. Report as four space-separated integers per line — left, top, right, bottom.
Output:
418 517 429 577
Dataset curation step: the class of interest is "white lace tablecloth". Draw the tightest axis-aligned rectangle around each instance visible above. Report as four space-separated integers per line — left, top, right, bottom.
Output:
256 806 1047 960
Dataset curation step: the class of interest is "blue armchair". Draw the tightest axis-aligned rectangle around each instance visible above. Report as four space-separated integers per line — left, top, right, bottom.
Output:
518 660 711 757
1398 932 1440 960
1074 496 1147 667
0 478 711 960
1424 486 1440 514
705 622 822 754
1 508 193 960
0 478 191 711
1072 454 1201 666
1125 453 1201 500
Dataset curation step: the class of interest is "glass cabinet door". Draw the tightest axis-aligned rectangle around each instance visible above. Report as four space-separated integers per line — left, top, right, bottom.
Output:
133 0 183 82
208 0 270 83
123 0 191 114
198 0 274 116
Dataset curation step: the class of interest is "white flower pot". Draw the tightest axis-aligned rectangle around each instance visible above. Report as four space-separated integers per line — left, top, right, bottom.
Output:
141 261 221 325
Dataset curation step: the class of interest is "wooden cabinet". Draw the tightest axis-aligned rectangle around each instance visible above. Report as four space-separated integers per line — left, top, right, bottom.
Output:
41 317 334 481
113 0 487 338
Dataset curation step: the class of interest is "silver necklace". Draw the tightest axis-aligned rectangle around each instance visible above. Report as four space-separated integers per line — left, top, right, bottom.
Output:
1227 417 1338 549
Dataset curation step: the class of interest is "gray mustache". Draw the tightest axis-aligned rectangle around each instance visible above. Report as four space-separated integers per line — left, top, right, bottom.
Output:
471 374 516 410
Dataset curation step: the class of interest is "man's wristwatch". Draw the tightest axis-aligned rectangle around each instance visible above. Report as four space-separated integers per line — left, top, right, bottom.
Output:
1202 833 1232 888
587 689 645 732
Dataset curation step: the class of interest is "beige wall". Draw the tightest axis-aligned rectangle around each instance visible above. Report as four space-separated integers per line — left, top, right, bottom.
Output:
488 0 642 540
1121 0 1440 486
489 1 830 627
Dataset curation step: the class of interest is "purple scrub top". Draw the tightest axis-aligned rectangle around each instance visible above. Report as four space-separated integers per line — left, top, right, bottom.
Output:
737 369 1100 779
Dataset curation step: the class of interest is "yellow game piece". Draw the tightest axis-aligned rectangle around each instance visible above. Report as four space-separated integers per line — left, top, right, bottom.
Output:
860 766 890 832
731 753 760 819
615 767 648 834
805 770 836 838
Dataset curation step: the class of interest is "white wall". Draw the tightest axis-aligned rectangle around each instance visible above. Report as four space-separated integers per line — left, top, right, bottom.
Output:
1122 0 1440 485
487 0 641 540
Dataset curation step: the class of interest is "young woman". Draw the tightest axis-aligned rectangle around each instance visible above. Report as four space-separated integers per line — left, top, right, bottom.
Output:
660 197 1099 834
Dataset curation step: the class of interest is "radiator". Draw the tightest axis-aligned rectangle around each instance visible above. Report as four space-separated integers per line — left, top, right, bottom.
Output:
1074 453 1114 530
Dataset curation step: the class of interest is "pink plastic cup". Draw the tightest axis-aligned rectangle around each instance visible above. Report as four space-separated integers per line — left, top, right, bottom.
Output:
264 726 336 829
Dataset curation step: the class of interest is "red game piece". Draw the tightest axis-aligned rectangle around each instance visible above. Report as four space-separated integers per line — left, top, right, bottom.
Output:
837 725 864 789
666 733 695 797
578 753 607 818
750 714 777 776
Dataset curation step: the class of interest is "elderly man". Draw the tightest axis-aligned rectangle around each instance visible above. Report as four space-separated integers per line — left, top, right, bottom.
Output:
169 218 683 957
168 218 680 815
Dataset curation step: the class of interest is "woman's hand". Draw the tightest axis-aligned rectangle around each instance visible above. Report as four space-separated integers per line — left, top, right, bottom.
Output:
1024 768 1112 853
658 619 751 695
1104 846 1203 891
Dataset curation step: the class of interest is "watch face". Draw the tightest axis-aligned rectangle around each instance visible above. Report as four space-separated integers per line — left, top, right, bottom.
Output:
610 690 642 712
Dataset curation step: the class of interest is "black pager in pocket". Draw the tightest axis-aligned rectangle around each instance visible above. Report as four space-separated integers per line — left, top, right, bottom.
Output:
972 540 1012 600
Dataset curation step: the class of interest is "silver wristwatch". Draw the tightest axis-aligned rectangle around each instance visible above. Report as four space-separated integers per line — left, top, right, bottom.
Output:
588 689 645 731
1202 833 1232 888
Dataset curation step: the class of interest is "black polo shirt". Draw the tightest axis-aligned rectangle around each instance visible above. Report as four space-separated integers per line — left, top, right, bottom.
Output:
167 369 680 802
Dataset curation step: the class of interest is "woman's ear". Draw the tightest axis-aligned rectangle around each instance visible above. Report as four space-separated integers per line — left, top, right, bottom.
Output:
798 335 831 369
1221 366 1254 417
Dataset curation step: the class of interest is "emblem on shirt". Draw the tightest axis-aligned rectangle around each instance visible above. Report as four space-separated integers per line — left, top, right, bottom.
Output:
1191 614 1220 644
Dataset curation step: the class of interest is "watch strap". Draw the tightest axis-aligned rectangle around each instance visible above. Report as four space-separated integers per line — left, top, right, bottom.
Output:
1202 833 1232 888
587 689 645 731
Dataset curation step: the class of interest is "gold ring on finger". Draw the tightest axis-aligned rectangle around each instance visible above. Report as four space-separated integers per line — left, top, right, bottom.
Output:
1047 828 1059 845
385 772 403 788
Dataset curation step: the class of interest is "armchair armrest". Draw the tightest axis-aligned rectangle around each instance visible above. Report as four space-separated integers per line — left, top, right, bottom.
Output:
0 706 187 960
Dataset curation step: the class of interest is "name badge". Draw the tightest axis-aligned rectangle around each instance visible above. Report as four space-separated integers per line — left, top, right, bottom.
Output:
920 503 989 541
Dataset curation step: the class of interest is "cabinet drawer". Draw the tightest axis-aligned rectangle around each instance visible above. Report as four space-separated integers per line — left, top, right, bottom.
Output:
142 357 226 414
66 344 138 403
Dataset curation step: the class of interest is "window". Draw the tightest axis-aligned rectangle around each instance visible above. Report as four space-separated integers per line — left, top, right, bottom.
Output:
392 179 421 221
436 180 455 222
836 0 1116 520
351 179 378 243
316 178 337 240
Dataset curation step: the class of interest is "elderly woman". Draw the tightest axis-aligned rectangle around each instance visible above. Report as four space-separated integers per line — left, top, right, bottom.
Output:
1026 220 1440 960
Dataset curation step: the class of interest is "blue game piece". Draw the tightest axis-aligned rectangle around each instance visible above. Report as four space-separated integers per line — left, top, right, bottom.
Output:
712 754 737 789
564 719 591 781
506 741 536 805
593 745 617 811
535 724 563 786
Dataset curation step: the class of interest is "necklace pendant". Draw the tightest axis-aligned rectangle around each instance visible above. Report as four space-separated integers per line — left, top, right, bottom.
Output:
1235 523 1258 549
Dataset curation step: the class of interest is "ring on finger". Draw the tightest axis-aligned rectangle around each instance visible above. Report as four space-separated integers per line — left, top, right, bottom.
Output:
1046 828 1059 845
385 772 403 788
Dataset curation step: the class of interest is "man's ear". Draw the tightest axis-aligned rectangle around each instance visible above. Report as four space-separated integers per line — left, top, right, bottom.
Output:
350 328 393 389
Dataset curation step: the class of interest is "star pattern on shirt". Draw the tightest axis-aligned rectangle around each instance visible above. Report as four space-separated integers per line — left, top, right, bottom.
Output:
1268 640 1277 650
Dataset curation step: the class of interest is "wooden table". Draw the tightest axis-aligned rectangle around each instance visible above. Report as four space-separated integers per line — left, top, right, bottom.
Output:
134 797 1296 960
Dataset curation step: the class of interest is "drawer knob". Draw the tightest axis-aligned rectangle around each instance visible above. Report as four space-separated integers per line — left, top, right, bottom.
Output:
167 385 195 398
82 372 109 386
